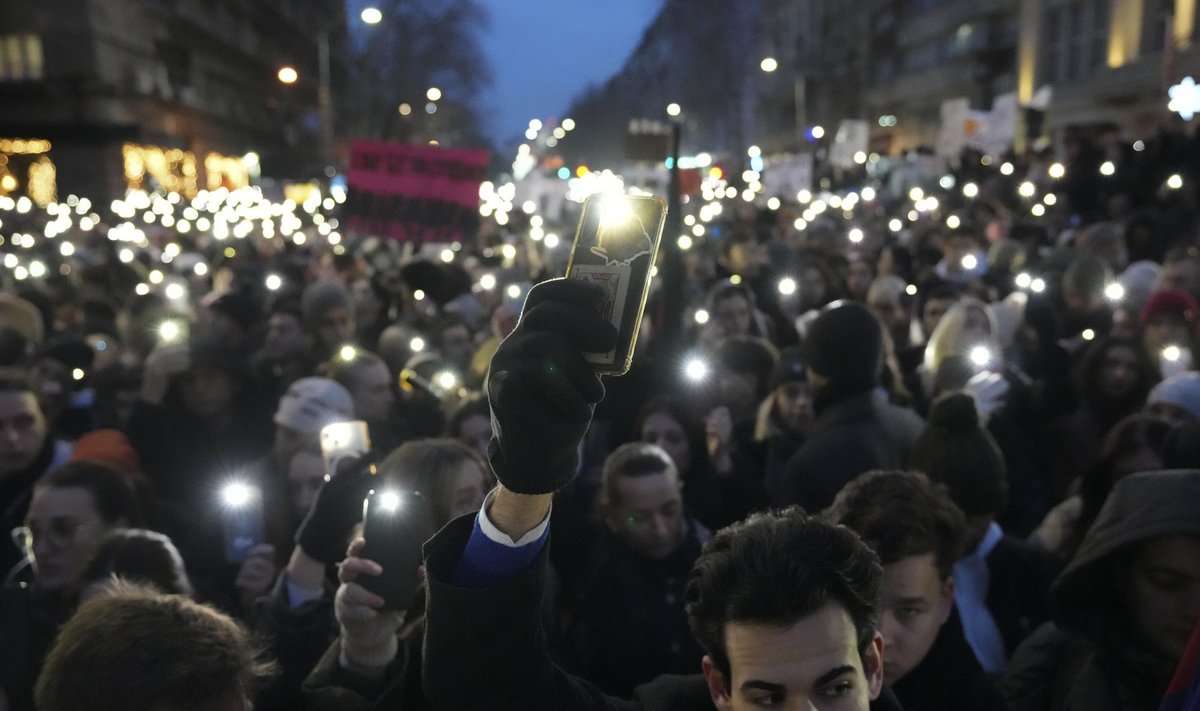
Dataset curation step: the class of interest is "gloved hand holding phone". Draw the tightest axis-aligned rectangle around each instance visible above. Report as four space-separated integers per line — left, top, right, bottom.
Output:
486 278 617 495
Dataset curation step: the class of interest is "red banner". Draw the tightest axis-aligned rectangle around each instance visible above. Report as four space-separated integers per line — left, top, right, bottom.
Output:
344 140 489 243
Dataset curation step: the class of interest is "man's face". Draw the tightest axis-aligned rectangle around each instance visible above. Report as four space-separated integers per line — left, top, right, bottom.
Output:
1126 534 1200 663
352 362 395 421
1161 258 1200 296
438 325 474 369
641 412 692 472
878 554 954 684
316 307 355 349
921 298 955 339
605 470 685 560
180 366 237 420
869 298 909 340
0 391 47 478
24 486 114 590
265 313 307 358
455 413 492 460
1098 344 1140 400
702 603 884 711
773 382 814 435
845 261 873 300
715 294 753 338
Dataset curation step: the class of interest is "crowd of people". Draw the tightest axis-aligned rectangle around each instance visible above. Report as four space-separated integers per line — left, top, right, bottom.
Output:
1 127 1199 711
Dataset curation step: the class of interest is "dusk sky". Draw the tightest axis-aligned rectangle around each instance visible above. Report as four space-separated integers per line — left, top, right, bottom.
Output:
476 0 662 146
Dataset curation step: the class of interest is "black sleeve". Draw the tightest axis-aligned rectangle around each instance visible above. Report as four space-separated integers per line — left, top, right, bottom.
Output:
421 515 641 711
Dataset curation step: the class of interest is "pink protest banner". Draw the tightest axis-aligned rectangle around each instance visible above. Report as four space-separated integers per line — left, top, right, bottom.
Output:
344 140 490 243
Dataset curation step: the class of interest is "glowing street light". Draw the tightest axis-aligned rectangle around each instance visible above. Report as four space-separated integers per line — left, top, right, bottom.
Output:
360 7 383 24
1168 76 1200 120
277 66 298 84
666 103 682 117
426 87 442 102
760 57 778 72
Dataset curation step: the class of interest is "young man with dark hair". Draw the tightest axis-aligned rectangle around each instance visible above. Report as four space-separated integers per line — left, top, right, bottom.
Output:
1 461 141 709
826 469 1007 710
414 280 899 710
565 442 708 695
34 582 275 711
0 369 73 576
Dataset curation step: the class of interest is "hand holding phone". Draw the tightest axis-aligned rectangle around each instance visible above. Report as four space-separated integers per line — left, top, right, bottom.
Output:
219 481 265 564
320 421 372 481
564 194 667 376
358 489 433 610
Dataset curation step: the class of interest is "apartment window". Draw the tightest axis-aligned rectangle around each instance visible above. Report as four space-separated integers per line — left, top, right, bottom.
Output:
0 34 44 81
1042 0 1110 83
1091 0 1110 68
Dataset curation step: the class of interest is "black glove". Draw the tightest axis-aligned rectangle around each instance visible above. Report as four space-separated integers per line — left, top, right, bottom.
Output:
295 453 377 564
486 279 617 494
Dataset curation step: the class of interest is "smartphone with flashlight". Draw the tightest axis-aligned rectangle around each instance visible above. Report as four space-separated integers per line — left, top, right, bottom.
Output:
320 421 372 481
220 482 265 564
1161 345 1194 379
359 488 433 610
564 193 668 376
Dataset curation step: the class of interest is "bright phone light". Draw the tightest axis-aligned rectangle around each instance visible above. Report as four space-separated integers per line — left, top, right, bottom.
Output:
1163 345 1183 363
969 346 992 368
684 358 709 382
599 196 634 229
1105 283 1125 301
778 277 797 296
158 320 183 344
379 490 401 513
222 482 255 508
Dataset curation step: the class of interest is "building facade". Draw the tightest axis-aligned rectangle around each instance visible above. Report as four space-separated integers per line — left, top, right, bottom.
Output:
0 0 342 203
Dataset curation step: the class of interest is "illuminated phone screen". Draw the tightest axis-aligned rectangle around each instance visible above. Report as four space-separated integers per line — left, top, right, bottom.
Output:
564 194 667 376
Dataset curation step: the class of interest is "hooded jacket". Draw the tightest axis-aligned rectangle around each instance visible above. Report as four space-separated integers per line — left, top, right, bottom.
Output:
1002 469 1200 711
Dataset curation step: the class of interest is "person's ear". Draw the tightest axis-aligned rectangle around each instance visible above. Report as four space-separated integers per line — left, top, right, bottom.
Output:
864 632 885 701
938 577 956 624
701 656 734 711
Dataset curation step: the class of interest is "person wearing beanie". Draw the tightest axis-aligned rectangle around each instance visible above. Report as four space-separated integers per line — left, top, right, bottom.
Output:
910 391 1059 678
1145 371 1200 426
1003 470 1200 711
301 281 357 361
776 302 925 511
1139 288 1200 364
755 346 813 500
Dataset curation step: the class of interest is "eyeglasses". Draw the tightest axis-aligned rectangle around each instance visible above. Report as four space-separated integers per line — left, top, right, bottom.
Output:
10 519 85 551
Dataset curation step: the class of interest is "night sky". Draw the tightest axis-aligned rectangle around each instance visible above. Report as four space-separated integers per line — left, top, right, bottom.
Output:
476 0 662 145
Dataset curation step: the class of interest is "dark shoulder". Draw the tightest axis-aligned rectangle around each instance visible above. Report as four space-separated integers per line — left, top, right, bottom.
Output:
990 535 1061 580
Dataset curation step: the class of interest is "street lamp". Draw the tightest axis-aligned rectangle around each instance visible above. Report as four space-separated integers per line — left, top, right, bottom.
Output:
277 66 299 84
314 8 383 173
426 87 442 102
760 57 778 72
666 102 682 117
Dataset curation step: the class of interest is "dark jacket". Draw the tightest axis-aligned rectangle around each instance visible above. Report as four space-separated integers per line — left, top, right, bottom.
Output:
987 535 1061 658
564 519 708 696
778 391 924 511
892 608 1008 711
1002 469 1200 711
301 614 427 711
422 514 905 711
0 583 69 711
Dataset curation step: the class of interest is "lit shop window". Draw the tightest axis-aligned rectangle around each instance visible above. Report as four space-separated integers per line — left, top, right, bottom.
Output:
123 143 199 197
0 34 44 81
